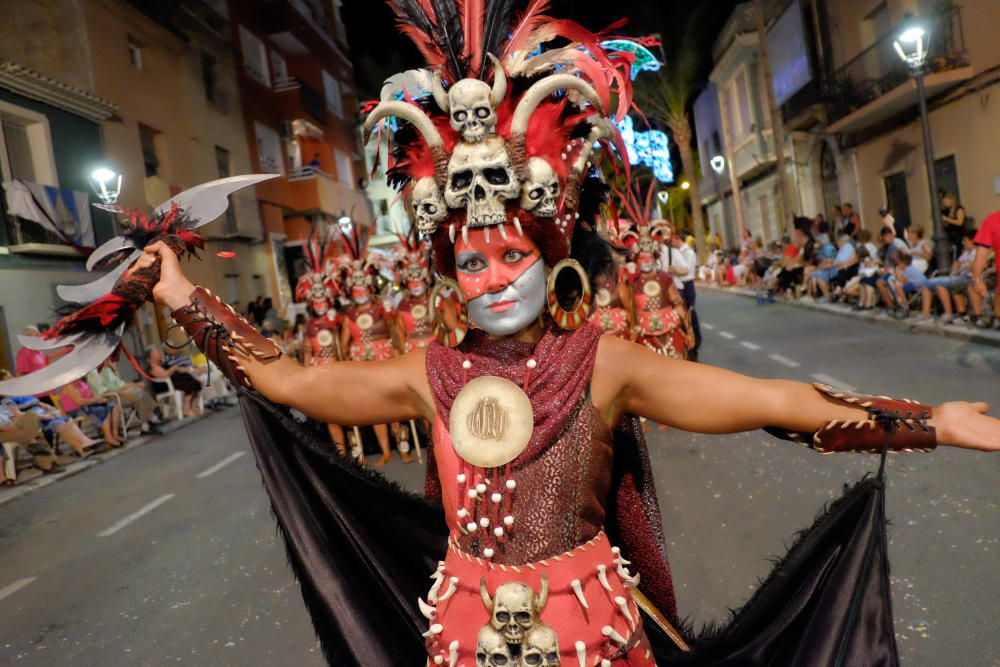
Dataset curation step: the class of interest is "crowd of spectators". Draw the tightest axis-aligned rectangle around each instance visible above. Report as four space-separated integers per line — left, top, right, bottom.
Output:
701 195 999 330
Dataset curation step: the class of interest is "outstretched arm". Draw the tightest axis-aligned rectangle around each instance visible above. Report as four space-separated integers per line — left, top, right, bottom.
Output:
138 242 434 426
593 335 999 451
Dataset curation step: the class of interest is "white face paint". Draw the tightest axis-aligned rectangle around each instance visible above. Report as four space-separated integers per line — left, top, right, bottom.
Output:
465 258 546 336
408 282 427 298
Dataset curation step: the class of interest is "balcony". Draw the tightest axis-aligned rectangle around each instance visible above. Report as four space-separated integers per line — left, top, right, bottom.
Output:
285 166 370 221
827 6 970 134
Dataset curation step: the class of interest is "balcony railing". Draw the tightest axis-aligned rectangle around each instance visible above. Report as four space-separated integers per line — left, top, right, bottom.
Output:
827 6 967 124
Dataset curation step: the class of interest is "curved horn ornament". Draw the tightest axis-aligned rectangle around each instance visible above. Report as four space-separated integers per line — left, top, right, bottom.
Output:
431 70 450 112
510 75 605 139
487 54 507 108
363 101 444 149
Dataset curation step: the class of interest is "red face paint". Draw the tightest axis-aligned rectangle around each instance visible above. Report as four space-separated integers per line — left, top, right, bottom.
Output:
454 227 541 300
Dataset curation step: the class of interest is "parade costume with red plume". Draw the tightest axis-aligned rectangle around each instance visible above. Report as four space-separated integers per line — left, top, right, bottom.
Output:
295 224 342 367
338 224 397 363
392 229 436 352
10 3 1000 667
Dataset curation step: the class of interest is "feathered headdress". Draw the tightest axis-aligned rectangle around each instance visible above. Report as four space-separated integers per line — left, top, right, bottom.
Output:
393 224 432 286
614 178 672 257
366 0 635 258
295 222 339 306
337 223 380 292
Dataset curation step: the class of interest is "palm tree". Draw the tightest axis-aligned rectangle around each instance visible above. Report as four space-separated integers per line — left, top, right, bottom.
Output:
634 6 720 260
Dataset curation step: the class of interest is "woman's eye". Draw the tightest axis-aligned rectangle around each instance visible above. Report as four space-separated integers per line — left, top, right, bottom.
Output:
504 249 527 262
459 256 484 271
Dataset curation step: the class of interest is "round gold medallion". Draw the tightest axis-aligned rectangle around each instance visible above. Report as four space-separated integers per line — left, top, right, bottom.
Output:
411 304 428 320
357 313 374 330
643 280 662 297
595 288 611 308
450 375 533 468
316 329 334 347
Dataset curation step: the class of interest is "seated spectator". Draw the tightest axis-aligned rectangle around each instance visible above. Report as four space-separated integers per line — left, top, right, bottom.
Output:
969 209 999 329
920 228 976 323
776 226 813 297
60 378 123 447
842 202 861 238
14 326 55 404
148 345 203 417
890 254 928 318
907 227 934 275
846 247 879 310
0 403 63 482
808 234 856 300
873 226 910 313
86 360 158 432
858 229 879 260
0 371 98 457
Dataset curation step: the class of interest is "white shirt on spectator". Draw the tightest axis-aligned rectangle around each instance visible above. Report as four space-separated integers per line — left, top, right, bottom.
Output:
659 243 696 289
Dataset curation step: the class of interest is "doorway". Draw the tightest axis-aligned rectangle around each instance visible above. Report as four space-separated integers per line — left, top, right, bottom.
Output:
819 142 841 220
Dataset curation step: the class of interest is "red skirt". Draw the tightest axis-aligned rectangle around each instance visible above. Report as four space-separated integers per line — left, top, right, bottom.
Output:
422 531 655 666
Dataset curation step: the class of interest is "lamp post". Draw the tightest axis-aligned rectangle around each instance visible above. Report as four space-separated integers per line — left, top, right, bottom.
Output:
709 156 726 245
894 23 950 270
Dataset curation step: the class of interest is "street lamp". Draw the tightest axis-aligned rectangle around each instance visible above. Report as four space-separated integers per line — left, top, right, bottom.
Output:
708 156 726 244
337 212 352 234
680 180 690 190
710 155 726 175
90 167 121 205
894 20 950 269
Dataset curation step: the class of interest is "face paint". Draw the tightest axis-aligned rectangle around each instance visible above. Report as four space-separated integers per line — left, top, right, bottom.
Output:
310 298 329 316
455 227 546 336
407 280 426 297
637 252 656 274
351 285 371 304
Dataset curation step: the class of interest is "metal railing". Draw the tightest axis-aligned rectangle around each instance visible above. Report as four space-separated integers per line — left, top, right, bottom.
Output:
827 5 966 124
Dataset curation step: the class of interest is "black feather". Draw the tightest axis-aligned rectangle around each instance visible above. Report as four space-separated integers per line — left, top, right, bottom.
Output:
479 0 516 77
429 0 466 79
388 0 436 39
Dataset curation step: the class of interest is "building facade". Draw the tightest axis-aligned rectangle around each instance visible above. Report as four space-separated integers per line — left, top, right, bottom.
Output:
0 62 115 372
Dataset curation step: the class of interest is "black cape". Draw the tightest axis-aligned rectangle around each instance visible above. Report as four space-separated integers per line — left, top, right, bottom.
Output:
238 391 899 666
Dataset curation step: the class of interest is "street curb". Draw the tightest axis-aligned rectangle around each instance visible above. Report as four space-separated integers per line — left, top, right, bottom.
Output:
0 411 219 509
701 284 1000 348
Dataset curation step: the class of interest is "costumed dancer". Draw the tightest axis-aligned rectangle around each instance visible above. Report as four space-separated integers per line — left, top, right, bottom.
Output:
295 224 348 455
337 226 413 466
588 222 635 339
623 218 692 360
9 5 1000 667
393 231 436 353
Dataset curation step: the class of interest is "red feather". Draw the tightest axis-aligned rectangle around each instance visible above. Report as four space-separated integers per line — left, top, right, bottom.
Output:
501 0 552 59
457 0 484 72
396 20 447 70
43 295 133 339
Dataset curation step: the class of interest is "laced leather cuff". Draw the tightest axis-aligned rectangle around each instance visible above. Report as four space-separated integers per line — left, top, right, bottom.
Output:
765 383 936 454
170 287 282 389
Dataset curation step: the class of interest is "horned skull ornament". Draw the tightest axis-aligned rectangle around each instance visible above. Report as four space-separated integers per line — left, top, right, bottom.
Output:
521 624 561 666
444 137 520 228
476 626 516 667
519 158 560 218
411 177 447 234
433 54 507 144
481 574 549 645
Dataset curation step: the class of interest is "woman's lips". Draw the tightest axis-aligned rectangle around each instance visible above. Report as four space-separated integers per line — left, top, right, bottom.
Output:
488 300 517 312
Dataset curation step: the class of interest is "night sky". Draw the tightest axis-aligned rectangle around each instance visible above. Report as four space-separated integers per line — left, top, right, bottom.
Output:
340 0 742 101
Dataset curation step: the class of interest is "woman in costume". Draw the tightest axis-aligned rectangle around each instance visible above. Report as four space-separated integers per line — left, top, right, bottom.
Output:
337 228 413 466
623 219 692 360
588 223 634 339
295 226 348 455
394 233 436 353
20 4 999 665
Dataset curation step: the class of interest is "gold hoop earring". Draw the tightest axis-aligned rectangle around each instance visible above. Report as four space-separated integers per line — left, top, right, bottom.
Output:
430 277 469 347
547 259 592 329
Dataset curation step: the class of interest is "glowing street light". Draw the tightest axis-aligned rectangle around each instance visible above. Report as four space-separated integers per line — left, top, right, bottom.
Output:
337 212 352 234
90 167 121 205
680 181 690 190
710 155 726 175
893 18 949 268
656 191 669 205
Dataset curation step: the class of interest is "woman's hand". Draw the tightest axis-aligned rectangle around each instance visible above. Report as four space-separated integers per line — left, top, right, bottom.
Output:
932 402 1000 451
131 241 196 311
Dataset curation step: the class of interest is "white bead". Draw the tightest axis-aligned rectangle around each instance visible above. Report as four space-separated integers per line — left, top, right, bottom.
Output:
479 517 490 527
466 521 477 532
434 656 444 665
503 515 514 526
457 508 469 519
468 489 478 499
462 359 472 369
491 492 502 503
505 479 517 490
476 483 487 494
430 623 443 634
494 526 504 537
483 548 494 558
456 473 467 484
526 359 537 369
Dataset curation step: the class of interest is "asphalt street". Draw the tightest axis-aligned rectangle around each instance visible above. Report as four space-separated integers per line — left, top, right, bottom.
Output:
0 290 997 665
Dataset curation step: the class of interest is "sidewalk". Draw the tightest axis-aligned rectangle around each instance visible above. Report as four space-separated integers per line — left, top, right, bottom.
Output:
702 284 1000 348
0 409 220 509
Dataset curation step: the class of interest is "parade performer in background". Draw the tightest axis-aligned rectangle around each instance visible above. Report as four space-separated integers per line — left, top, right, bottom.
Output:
588 223 635 339
393 230 436 353
623 218 692 360
337 225 413 466
6 4 999 667
295 224 347 454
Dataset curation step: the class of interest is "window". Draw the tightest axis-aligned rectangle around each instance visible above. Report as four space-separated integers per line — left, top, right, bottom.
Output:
860 3 890 50
254 122 284 175
271 51 289 87
883 172 911 231
238 26 270 86
201 51 220 105
334 148 352 187
711 131 722 156
127 36 143 69
138 123 161 177
323 70 343 117
2 119 35 182
731 69 752 138
934 155 960 204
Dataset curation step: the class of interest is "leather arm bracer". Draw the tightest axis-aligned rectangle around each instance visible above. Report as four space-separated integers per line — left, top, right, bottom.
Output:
170 287 282 389
765 383 937 454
